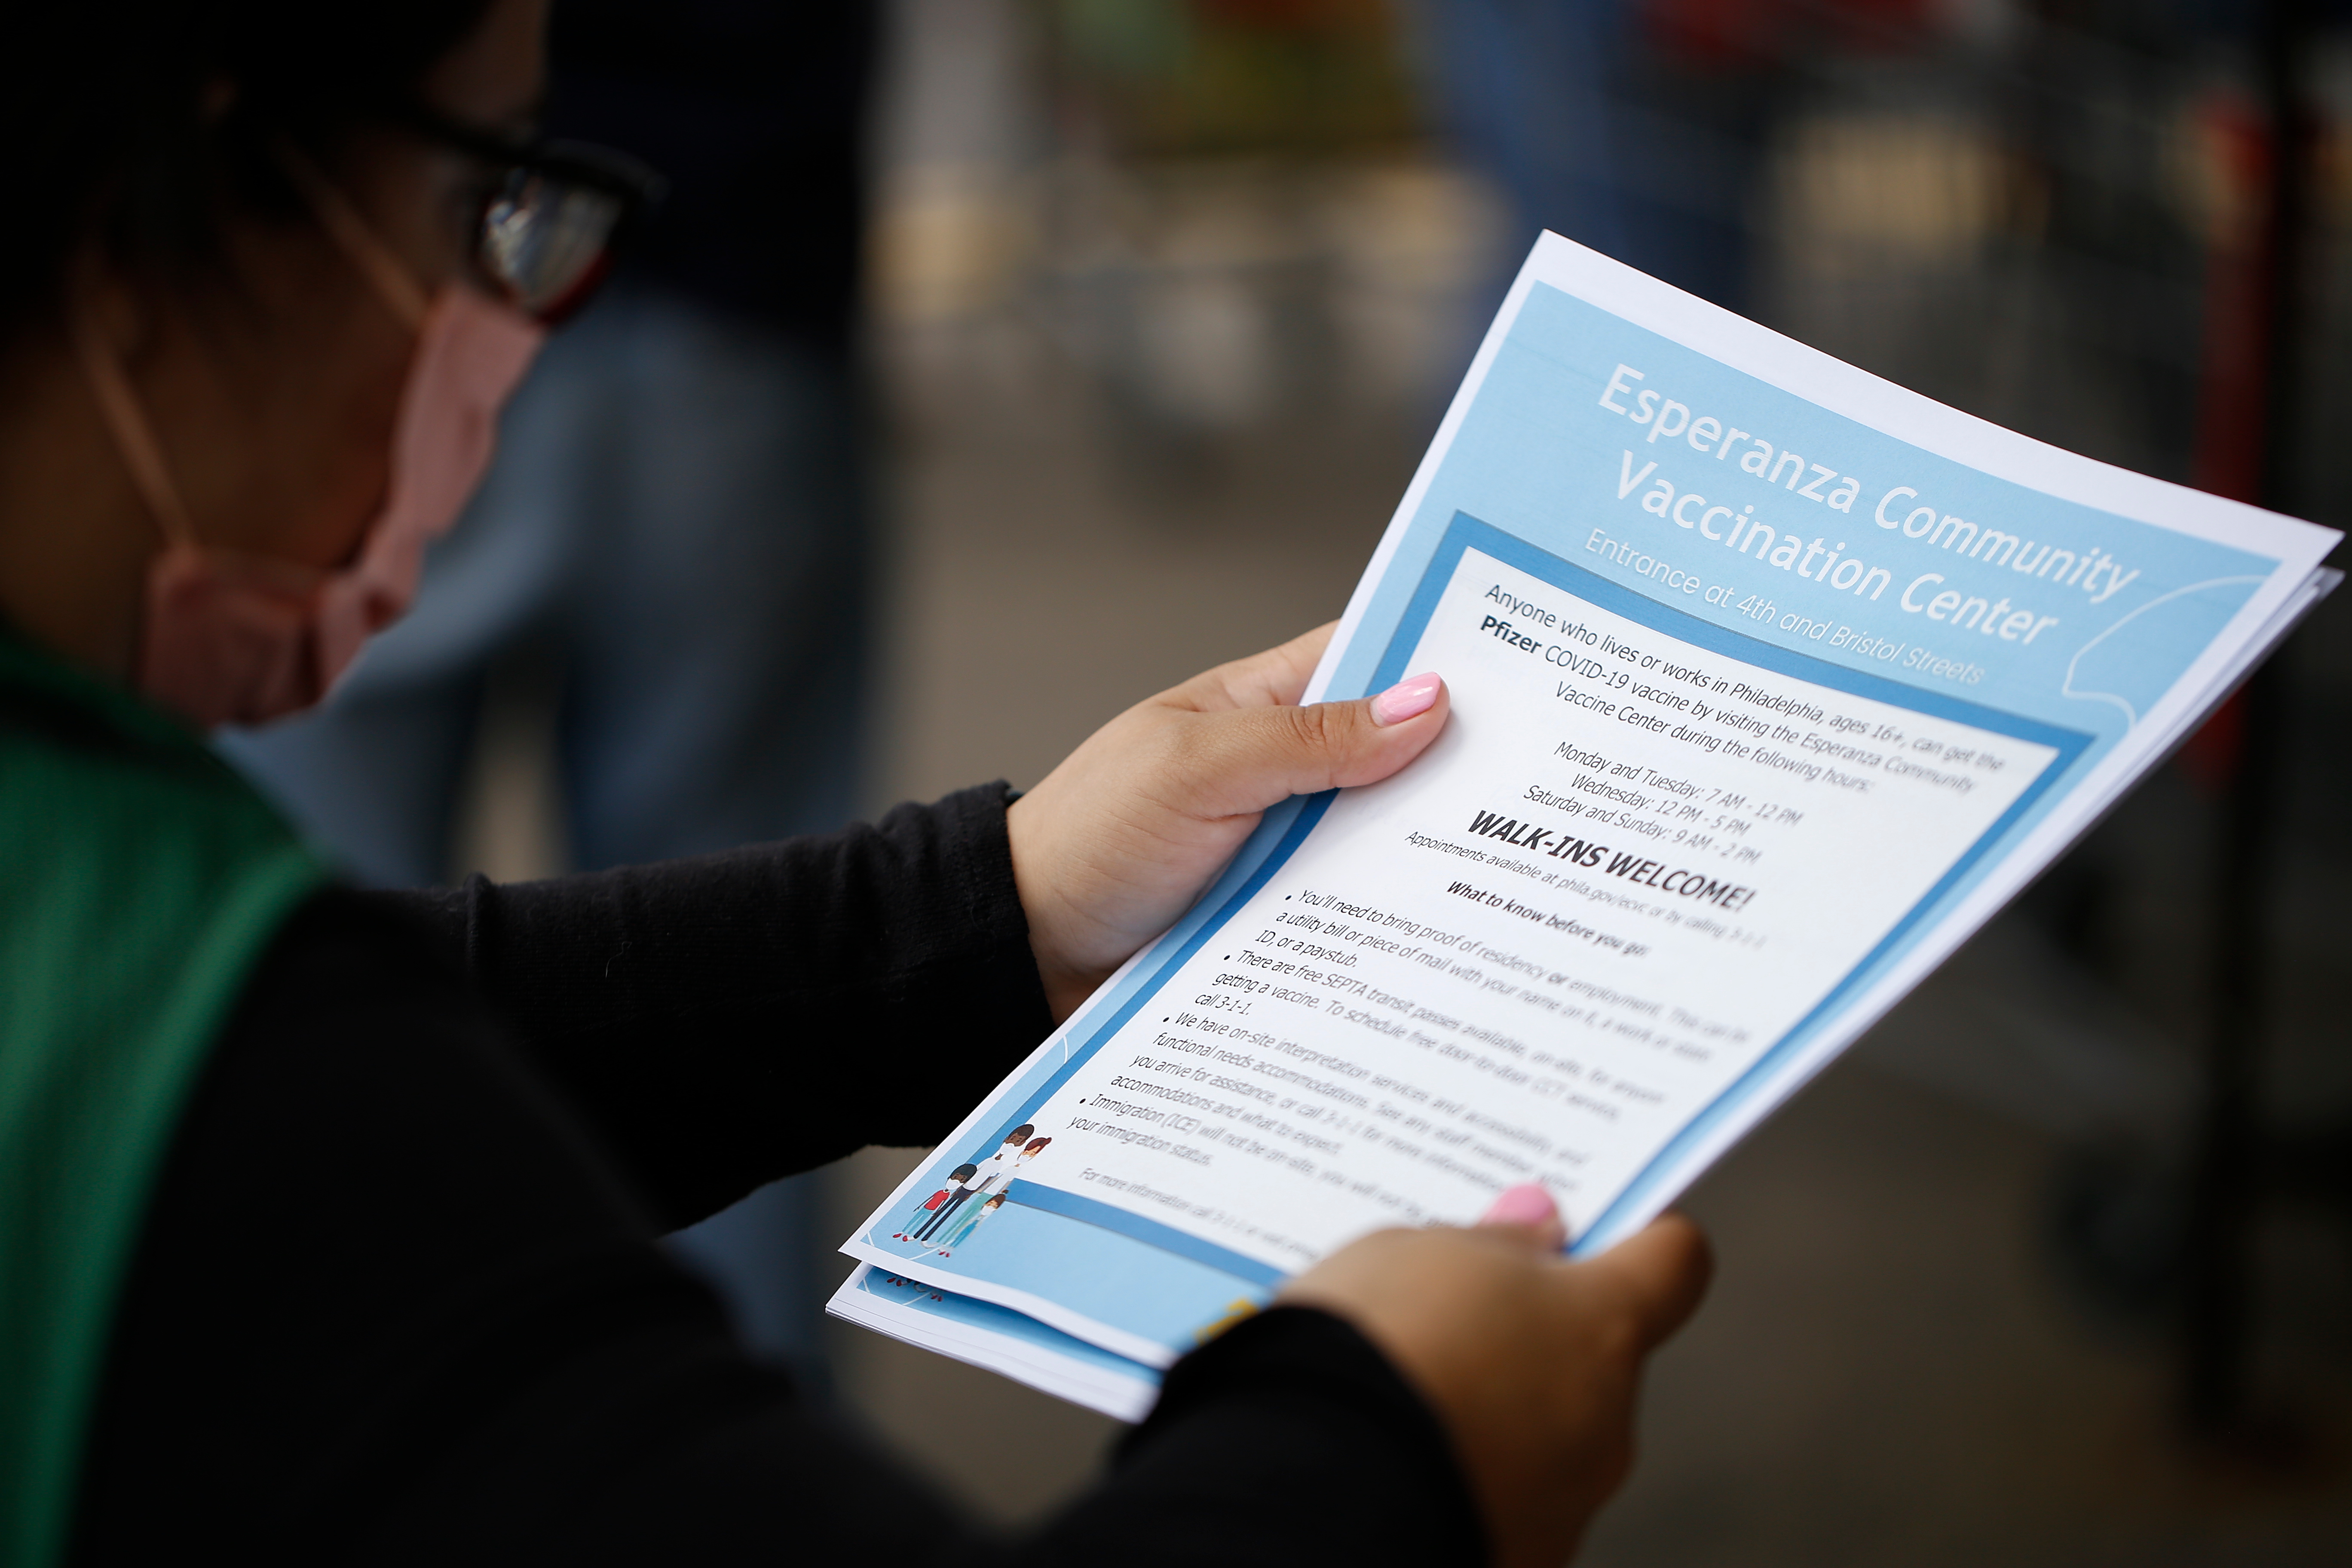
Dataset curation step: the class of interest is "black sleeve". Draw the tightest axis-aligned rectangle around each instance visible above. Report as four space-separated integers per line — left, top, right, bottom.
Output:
1089 1307 1491 1566
378 784 1056 1228
70 891 1488 1568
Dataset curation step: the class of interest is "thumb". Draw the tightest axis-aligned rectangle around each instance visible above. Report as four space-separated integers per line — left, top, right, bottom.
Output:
1181 671 1449 815
1572 1214 1713 1353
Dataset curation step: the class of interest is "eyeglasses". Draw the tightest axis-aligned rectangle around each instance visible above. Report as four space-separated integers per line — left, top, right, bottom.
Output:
394 104 665 325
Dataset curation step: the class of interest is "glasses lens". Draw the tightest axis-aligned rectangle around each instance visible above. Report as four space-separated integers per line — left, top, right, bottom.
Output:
481 172 624 319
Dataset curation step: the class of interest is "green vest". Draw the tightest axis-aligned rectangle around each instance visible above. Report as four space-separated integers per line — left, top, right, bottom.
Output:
0 629 324 1568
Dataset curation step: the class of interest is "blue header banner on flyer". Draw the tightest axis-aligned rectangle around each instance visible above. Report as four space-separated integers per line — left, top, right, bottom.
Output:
1327 280 2276 733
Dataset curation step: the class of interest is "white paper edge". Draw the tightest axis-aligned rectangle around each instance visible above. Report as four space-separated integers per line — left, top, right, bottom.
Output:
838 1237 1183 1369
826 1265 1160 1423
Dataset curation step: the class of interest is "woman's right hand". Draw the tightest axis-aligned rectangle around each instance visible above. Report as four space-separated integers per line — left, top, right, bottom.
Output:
1279 1191 1711 1568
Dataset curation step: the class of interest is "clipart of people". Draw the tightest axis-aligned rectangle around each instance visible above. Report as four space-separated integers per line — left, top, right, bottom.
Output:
902 1128 1054 1253
892 1164 977 1241
933 1191 1005 1257
912 1161 992 1245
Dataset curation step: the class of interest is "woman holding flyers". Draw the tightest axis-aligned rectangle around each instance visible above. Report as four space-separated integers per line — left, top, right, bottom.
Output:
0 4 1708 1567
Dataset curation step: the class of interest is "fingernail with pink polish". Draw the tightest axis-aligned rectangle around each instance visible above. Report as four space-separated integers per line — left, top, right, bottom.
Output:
1479 1182 1557 1227
1371 672 1442 727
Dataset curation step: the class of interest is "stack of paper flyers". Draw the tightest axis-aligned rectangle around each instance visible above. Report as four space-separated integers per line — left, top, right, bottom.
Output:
829 233 2341 1419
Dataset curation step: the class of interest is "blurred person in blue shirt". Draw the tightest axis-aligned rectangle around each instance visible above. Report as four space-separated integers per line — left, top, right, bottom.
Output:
1403 0 1776 318
217 0 879 1373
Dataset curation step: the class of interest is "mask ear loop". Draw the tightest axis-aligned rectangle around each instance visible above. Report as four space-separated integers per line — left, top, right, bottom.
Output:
74 150 440 566
271 139 432 333
71 300 200 550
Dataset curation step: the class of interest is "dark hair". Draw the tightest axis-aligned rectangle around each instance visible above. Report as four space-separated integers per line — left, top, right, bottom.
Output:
948 1164 978 1183
1004 1124 1035 1144
2 2 495 349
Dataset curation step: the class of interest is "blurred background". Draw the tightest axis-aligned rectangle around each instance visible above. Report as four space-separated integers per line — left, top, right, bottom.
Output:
434 0 2352 1559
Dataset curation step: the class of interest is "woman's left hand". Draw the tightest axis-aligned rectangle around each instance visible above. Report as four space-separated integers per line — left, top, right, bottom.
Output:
1007 624 1449 1022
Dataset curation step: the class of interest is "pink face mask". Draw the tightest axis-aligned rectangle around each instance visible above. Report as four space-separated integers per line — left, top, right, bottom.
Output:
75 161 545 730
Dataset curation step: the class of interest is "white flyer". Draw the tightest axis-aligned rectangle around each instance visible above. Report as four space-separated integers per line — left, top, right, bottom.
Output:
832 232 2340 1391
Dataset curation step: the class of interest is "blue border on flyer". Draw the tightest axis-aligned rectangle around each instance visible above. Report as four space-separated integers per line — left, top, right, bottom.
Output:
1004 1179 1288 1288
943 510 2092 1275
1401 514 2093 1245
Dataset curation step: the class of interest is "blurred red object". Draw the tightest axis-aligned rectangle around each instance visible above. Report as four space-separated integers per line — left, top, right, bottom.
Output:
2176 689 2247 794
2178 90 2288 794
2190 92 2276 507
1638 0 1939 66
